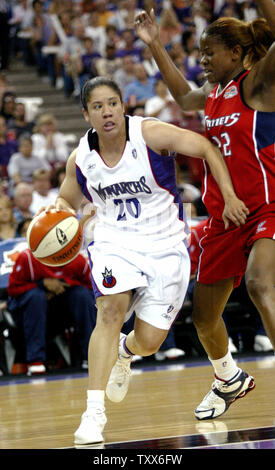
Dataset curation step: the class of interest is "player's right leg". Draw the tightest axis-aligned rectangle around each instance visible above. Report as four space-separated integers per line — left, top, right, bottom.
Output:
74 291 131 445
192 279 255 420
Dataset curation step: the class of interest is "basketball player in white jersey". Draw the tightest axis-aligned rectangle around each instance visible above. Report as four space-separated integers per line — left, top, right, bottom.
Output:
41 77 249 445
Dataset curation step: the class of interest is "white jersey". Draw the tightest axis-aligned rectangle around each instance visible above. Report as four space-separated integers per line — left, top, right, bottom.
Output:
75 115 188 252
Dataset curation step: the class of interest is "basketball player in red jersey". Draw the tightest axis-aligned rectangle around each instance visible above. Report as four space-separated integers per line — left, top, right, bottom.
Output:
135 0 275 420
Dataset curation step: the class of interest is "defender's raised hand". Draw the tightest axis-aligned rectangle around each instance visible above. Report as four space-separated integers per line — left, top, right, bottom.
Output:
134 9 159 45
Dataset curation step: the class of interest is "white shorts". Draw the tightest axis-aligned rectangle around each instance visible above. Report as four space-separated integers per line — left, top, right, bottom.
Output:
87 240 190 330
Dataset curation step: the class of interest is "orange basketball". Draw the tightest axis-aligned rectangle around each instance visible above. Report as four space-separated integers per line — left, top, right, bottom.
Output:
26 210 83 266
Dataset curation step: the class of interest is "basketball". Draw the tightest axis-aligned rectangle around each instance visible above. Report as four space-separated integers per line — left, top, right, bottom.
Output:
26 210 83 266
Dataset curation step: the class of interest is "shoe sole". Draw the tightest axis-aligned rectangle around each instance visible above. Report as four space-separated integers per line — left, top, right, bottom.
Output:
74 433 104 445
195 376 256 421
74 438 104 446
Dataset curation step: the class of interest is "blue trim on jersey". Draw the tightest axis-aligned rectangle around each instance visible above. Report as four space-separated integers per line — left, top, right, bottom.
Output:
147 147 189 231
76 164 93 203
87 241 103 299
255 111 275 151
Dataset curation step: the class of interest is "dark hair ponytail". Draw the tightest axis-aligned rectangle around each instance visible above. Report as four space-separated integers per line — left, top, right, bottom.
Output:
245 18 273 68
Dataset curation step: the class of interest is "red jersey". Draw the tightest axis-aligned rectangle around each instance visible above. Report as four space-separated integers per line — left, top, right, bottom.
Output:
7 250 93 297
202 70 275 220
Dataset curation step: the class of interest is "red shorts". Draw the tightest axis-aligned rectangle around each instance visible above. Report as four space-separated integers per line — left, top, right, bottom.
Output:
197 203 275 288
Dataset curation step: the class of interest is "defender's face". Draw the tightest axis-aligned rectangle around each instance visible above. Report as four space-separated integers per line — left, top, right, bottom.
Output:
83 86 125 138
199 35 238 84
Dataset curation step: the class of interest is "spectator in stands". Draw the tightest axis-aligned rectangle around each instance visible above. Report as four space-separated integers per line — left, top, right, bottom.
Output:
145 77 183 125
108 0 142 31
57 17 87 96
7 249 98 375
31 113 69 169
158 6 183 46
217 0 240 18
45 10 74 90
9 0 35 66
192 1 212 45
95 0 115 27
12 182 34 223
0 91 16 126
30 0 54 77
95 43 121 78
47 0 72 16
75 36 101 93
0 115 18 181
113 55 135 90
239 1 258 22
168 40 187 64
170 0 193 24
0 195 20 241
85 10 107 56
184 47 204 87
8 102 36 140
140 45 159 77
123 62 156 108
30 168 57 214
7 134 50 193
105 24 122 49
116 28 142 62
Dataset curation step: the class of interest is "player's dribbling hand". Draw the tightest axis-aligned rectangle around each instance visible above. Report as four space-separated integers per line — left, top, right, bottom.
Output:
34 202 76 218
222 197 249 229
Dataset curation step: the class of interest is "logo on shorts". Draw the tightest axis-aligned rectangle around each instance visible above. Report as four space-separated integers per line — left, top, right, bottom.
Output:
161 305 174 321
102 267 117 288
56 228 68 245
256 220 267 233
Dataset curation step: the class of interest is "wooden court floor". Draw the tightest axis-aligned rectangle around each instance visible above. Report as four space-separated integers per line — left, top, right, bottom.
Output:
0 355 275 450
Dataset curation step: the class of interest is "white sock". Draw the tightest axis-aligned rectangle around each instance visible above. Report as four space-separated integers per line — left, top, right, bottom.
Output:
120 335 133 358
210 349 240 382
87 390 105 411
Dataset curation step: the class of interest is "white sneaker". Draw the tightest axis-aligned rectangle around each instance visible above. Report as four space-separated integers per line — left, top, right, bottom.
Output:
74 408 107 445
164 347 185 359
106 333 132 402
254 334 273 352
194 369 255 420
27 362 46 376
155 348 185 361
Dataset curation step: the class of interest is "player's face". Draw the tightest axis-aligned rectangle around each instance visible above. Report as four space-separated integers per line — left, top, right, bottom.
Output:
199 35 240 85
83 86 125 138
